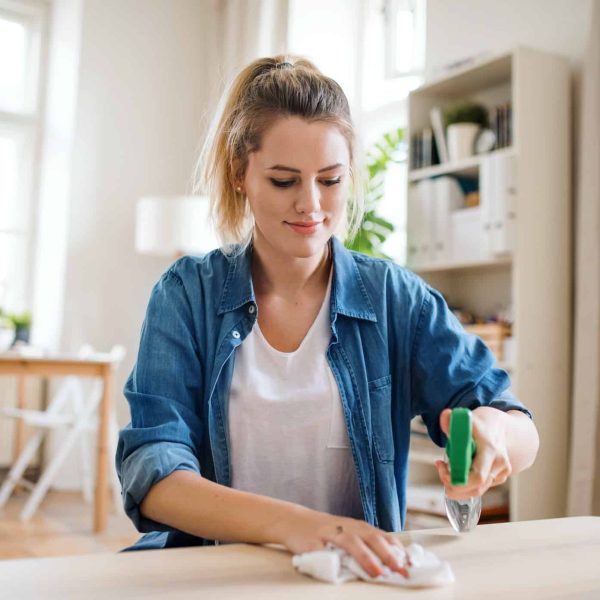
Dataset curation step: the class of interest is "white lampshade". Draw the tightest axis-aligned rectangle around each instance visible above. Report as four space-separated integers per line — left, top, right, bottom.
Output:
135 195 219 257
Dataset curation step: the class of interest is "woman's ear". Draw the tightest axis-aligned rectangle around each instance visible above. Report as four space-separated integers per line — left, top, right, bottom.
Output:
231 159 245 194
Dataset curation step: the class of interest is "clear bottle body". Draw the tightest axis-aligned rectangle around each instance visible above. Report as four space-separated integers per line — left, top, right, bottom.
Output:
444 495 481 533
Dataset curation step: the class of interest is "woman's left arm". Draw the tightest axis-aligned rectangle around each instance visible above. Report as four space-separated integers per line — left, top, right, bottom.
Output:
435 406 540 501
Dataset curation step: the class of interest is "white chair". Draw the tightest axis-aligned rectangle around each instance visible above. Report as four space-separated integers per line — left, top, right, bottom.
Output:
0 344 126 521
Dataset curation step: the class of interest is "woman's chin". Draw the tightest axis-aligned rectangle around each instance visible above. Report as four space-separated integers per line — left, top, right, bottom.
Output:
279 234 330 259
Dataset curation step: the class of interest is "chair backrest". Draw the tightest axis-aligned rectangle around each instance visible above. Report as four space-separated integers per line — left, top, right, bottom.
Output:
77 344 127 367
107 344 127 365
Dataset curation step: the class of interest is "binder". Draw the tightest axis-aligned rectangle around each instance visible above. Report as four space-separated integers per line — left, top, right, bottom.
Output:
450 206 486 262
416 178 435 265
493 153 517 254
481 154 517 256
406 184 420 267
407 179 435 268
432 177 465 263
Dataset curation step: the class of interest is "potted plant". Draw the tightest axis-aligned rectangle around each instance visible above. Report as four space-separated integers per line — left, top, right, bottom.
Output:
444 102 489 162
346 127 402 258
9 311 32 345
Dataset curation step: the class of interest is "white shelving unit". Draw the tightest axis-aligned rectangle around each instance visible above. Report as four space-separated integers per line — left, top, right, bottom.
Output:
408 146 515 182
406 47 572 523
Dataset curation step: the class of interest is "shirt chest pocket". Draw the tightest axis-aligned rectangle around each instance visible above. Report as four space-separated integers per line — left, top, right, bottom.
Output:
368 375 394 463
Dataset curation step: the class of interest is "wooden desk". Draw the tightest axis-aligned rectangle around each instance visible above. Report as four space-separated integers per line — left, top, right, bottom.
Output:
0 353 118 533
1 517 599 598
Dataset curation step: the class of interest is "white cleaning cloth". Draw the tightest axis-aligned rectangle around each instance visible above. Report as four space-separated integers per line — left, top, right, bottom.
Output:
292 542 454 588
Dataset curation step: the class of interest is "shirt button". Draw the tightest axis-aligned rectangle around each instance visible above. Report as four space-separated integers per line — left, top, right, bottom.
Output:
232 330 240 339
248 305 256 314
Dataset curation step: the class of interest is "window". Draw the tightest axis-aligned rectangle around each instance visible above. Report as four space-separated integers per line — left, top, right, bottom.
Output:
384 0 426 79
0 0 46 313
361 0 426 263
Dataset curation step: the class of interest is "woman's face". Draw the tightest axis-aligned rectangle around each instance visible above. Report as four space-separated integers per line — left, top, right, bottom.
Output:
242 116 351 260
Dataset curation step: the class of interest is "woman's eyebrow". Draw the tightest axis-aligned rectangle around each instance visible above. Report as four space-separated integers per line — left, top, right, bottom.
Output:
265 163 344 173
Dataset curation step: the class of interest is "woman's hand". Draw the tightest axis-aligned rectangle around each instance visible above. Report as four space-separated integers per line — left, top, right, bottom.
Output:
434 407 513 501
276 506 410 579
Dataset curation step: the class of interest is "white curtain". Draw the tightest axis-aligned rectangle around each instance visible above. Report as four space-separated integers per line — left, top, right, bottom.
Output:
217 0 289 87
567 0 600 516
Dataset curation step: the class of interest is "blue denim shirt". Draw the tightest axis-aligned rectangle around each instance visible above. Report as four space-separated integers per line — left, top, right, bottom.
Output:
116 236 530 551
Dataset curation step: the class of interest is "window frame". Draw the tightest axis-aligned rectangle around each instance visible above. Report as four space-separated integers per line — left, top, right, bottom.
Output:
0 0 48 312
383 0 427 81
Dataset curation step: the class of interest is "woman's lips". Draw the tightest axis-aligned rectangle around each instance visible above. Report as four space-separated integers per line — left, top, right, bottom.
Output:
285 221 322 235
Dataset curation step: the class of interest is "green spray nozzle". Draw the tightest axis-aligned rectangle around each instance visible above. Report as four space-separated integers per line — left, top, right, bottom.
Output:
445 408 477 486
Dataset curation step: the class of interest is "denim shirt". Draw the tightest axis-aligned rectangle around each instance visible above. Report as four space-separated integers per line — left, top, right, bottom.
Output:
116 236 530 551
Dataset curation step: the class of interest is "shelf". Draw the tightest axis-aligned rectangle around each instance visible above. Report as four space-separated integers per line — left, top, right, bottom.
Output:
406 482 509 520
409 436 444 466
408 147 515 182
411 50 512 99
404 511 448 530
409 154 480 181
405 47 573 523
410 255 512 275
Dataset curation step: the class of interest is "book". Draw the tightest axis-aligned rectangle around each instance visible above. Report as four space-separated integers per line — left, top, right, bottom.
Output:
430 107 449 163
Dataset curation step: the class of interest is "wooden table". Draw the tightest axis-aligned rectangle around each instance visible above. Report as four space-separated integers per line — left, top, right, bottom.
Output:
0 353 118 533
1 517 599 598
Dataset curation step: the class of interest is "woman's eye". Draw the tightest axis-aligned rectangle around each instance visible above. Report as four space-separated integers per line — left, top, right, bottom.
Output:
269 177 342 188
270 179 296 188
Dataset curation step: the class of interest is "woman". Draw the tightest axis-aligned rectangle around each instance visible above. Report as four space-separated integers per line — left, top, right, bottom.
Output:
116 55 539 577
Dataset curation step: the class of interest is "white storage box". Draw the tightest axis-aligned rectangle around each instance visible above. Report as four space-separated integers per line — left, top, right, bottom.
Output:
450 207 487 263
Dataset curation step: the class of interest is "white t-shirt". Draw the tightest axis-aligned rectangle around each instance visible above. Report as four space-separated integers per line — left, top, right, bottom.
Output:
228 273 363 519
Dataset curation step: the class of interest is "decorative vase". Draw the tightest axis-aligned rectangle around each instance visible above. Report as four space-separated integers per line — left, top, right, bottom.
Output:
446 123 481 162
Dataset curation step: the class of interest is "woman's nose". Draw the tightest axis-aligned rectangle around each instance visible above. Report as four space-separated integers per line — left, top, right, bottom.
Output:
294 181 321 214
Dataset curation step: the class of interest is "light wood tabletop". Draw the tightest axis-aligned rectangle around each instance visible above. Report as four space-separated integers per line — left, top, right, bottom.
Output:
1 517 599 598
0 352 118 533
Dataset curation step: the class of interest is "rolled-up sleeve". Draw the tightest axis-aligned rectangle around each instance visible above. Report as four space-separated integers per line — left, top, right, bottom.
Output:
410 284 532 448
116 267 204 532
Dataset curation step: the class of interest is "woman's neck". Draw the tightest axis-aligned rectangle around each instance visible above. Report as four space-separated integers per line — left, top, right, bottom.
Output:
251 235 332 300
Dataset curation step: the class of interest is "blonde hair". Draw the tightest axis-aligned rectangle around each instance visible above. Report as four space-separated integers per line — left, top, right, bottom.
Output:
194 54 365 250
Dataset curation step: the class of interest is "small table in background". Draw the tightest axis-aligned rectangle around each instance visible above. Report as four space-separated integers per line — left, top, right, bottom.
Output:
0 352 118 533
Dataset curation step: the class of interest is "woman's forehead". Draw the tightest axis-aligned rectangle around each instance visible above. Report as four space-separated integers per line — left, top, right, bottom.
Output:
250 116 350 169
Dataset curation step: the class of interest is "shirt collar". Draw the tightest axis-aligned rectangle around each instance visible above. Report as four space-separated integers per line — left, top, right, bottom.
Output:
217 236 377 323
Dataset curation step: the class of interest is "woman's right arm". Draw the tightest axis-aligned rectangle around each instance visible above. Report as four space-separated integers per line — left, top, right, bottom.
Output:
140 470 409 579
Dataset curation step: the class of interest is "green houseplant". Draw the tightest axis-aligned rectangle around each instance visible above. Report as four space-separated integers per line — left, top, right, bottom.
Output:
444 101 489 128
346 127 404 258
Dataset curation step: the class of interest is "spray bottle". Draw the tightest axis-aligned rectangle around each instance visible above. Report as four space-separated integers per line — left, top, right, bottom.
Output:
444 407 482 532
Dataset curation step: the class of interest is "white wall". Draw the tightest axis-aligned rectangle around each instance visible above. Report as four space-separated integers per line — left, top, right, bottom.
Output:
425 0 593 76
61 0 216 411
45 0 219 488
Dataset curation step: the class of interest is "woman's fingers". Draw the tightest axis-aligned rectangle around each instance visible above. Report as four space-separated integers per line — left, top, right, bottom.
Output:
334 532 385 578
385 533 412 566
325 524 409 578
436 455 510 500
364 532 409 576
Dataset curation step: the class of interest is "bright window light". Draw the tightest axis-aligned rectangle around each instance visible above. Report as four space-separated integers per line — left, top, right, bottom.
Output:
394 6 415 73
0 135 19 229
0 17 27 111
